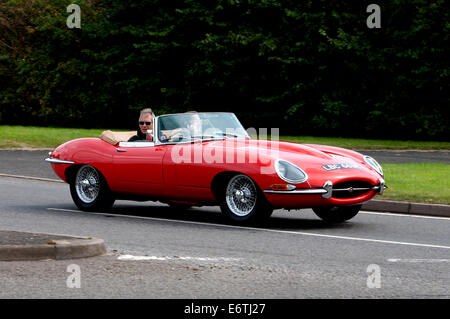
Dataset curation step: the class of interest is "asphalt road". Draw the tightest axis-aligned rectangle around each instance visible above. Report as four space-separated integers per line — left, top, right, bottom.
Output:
0 176 449 298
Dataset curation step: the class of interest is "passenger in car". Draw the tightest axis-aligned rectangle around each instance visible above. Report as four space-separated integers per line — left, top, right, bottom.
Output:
186 111 202 136
160 111 202 142
128 108 155 142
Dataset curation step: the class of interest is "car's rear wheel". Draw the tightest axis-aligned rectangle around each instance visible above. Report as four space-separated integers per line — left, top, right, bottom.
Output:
220 174 273 224
70 165 115 211
312 205 362 223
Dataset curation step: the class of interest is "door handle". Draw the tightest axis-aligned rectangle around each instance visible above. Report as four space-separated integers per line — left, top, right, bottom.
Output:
116 148 127 152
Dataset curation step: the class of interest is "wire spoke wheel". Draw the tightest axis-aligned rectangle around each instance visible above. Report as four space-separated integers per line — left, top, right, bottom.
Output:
225 175 258 217
75 165 101 204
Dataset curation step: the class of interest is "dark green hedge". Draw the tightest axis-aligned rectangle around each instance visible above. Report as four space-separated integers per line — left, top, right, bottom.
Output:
0 0 448 140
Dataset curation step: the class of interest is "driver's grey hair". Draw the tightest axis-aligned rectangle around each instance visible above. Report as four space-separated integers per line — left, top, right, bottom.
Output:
139 108 155 119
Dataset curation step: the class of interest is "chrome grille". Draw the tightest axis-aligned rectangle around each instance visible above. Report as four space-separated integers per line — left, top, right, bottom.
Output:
332 181 373 198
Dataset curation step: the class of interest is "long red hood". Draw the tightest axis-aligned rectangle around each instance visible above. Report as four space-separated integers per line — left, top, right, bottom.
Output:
204 138 381 187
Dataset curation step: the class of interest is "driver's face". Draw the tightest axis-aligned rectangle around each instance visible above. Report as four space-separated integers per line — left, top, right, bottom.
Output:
139 114 153 134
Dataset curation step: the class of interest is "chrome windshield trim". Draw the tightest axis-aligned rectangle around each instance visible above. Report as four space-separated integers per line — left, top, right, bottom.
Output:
154 115 162 145
45 158 75 164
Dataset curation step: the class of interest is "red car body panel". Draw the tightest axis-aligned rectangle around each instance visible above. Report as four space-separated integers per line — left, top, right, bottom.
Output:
48 134 384 209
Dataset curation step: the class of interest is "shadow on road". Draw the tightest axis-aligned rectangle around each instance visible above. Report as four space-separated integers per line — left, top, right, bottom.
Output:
44 201 355 231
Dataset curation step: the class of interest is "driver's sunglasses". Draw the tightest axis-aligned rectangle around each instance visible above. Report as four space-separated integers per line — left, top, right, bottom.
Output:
139 121 152 125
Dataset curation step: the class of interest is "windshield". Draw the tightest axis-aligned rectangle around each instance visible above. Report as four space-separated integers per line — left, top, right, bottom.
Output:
157 112 249 143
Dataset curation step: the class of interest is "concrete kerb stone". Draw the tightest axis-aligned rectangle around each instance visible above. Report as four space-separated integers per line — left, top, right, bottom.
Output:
362 199 450 218
0 244 55 261
53 238 107 260
0 231 107 261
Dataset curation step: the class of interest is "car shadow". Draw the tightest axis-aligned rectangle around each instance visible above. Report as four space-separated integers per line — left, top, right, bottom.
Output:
40 200 357 231
96 202 357 231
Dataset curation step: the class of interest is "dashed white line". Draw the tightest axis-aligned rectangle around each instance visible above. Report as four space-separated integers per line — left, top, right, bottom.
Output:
388 259 450 263
47 207 450 250
361 210 450 220
0 173 63 183
118 254 241 262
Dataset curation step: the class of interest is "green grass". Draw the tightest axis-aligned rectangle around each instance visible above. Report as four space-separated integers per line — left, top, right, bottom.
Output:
381 163 450 205
0 125 107 149
0 125 449 205
1 125 449 150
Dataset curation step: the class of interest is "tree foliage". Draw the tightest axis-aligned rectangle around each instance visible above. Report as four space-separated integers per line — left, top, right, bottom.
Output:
0 0 448 140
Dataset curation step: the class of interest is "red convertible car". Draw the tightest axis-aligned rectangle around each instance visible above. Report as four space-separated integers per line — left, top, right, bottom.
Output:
46 112 386 224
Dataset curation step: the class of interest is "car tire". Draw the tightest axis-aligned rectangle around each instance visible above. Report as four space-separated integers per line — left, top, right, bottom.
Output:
312 204 362 223
220 174 273 224
70 165 115 212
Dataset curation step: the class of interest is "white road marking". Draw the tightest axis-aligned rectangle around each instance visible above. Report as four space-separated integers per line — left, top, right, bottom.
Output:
0 173 63 183
48 207 450 250
117 254 241 262
388 259 450 263
361 211 450 220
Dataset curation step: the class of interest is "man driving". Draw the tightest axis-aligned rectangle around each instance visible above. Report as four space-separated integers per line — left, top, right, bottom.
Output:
128 108 155 142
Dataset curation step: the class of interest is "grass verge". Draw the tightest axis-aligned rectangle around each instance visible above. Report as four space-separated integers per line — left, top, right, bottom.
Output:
1 125 449 149
0 126 106 149
381 163 450 205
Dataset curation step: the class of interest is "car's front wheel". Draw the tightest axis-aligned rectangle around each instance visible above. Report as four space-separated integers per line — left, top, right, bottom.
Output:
70 165 115 211
313 205 362 223
220 174 273 224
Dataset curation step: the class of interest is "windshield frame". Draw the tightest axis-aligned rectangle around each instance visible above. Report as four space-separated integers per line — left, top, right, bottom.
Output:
154 112 249 145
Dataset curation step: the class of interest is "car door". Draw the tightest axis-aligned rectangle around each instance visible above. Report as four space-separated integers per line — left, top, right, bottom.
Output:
160 142 220 202
111 141 167 196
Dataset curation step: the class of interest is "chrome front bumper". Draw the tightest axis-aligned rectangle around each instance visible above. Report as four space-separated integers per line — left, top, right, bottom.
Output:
264 179 387 197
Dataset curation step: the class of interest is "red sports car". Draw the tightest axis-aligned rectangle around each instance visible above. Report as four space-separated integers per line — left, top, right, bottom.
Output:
46 112 386 224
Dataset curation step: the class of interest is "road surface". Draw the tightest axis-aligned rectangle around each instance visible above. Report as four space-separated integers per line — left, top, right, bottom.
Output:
0 176 448 298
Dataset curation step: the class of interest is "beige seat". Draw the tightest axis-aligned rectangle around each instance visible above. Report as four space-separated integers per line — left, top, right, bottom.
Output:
100 130 136 145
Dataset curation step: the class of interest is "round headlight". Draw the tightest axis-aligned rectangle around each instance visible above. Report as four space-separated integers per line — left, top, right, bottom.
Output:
363 155 383 176
275 160 308 184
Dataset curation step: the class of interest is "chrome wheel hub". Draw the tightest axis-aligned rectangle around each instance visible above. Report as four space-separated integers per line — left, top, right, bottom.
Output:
75 166 100 204
226 175 257 217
